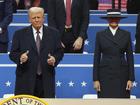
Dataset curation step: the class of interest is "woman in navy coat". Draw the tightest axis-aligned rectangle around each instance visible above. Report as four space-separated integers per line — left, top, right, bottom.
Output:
93 9 135 98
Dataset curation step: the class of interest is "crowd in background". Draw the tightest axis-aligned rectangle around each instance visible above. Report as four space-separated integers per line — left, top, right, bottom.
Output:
12 0 140 14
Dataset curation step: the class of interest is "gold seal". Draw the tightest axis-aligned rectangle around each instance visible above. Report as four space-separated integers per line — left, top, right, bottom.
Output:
0 95 48 105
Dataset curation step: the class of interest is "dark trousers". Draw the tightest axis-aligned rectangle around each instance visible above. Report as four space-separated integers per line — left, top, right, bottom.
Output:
62 30 84 53
0 42 8 53
33 75 44 98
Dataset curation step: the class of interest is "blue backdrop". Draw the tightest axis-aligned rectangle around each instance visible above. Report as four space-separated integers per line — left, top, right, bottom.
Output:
0 54 140 98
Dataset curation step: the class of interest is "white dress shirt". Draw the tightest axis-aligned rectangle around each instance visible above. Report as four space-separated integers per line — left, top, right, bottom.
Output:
109 26 118 36
64 0 73 8
32 26 43 41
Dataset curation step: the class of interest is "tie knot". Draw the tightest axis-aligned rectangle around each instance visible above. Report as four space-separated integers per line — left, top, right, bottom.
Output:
36 30 40 34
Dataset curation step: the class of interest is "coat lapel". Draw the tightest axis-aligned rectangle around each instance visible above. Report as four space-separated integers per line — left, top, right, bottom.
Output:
104 28 124 48
27 26 38 53
104 28 115 43
114 28 124 42
71 0 75 9
40 26 48 51
60 0 65 12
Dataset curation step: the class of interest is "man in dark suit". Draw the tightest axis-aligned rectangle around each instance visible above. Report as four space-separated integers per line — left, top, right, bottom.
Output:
127 0 140 14
48 0 89 53
89 0 98 10
135 12 140 53
0 0 13 53
12 0 17 13
93 9 135 98
9 7 63 98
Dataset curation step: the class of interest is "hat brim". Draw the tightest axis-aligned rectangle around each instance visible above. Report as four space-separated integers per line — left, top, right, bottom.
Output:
100 15 127 19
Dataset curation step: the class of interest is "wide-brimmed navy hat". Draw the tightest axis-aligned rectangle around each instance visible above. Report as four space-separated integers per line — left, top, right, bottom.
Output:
101 9 127 19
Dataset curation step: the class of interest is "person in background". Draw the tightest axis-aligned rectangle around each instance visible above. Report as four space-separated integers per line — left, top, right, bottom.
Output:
48 0 89 53
89 0 99 10
16 0 48 13
93 9 135 98
9 7 63 98
12 0 18 13
127 0 140 14
0 0 13 53
135 12 140 53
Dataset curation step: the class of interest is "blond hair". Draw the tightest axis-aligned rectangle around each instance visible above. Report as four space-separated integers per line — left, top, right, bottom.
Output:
28 7 44 16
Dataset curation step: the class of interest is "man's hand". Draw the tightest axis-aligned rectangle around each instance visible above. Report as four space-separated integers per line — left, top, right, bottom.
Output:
94 81 101 92
126 80 133 90
73 37 83 50
47 53 56 66
20 51 29 64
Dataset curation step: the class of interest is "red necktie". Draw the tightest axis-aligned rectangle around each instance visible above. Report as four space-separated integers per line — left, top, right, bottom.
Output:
66 0 72 26
36 31 42 75
36 31 41 53
33 0 41 7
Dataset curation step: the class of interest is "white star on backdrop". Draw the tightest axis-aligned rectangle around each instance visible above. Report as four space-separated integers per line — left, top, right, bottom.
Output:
133 81 138 87
5 81 11 87
56 81 62 87
68 81 74 87
84 40 89 46
81 81 87 87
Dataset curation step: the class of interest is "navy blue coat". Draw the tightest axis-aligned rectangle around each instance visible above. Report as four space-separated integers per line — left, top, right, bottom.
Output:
9 25 63 98
48 0 89 40
94 28 135 98
0 0 13 43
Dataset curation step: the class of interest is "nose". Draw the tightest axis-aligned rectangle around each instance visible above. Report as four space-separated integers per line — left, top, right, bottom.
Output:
35 17 39 22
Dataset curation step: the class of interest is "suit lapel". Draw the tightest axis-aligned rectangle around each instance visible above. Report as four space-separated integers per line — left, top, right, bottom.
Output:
114 28 124 42
71 0 75 9
40 26 47 51
104 28 124 48
104 28 115 42
27 26 38 53
60 0 65 12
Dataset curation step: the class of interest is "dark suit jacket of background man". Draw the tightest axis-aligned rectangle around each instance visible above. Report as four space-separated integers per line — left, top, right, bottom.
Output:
0 0 13 50
48 0 89 41
89 0 98 10
127 0 140 14
135 12 140 53
94 28 135 98
9 25 63 98
17 0 48 12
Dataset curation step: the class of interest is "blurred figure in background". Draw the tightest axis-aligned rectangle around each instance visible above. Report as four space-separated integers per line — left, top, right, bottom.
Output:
127 0 140 14
135 12 140 53
12 0 18 13
48 0 89 53
89 0 99 10
16 0 48 13
0 0 13 53
98 0 127 11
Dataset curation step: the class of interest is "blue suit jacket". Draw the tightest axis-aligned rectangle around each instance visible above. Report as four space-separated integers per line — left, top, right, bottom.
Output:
0 0 13 43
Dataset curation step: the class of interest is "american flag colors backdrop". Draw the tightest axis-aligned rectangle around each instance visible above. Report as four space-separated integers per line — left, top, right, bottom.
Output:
0 54 140 98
